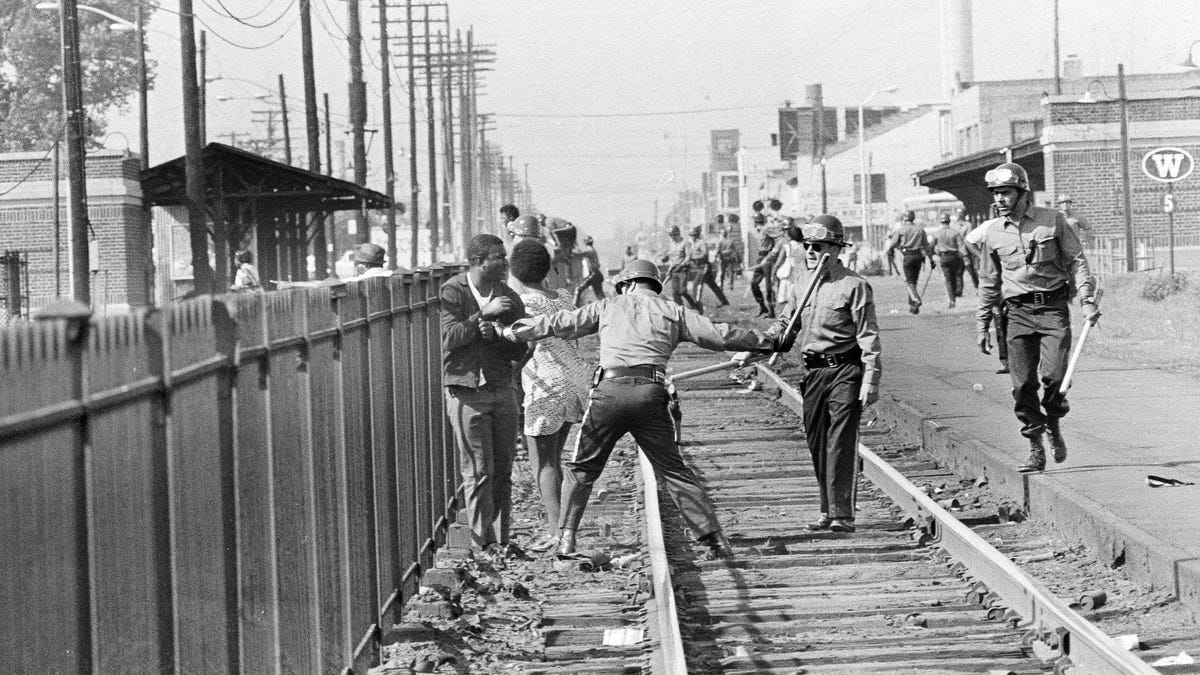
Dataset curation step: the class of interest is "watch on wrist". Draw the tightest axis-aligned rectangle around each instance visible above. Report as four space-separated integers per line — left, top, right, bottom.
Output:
1081 296 1096 305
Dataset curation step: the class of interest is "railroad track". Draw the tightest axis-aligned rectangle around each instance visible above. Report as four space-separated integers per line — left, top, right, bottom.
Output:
638 345 1160 674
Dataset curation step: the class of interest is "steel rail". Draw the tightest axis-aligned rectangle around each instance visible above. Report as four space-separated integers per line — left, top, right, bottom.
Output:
638 449 688 674
756 363 1158 675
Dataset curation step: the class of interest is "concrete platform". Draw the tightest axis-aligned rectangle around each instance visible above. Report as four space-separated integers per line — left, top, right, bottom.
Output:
864 271 1200 618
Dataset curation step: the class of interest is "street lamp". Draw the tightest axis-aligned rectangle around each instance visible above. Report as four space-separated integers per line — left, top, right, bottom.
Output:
1077 67 1136 272
1179 39 1200 68
36 2 146 170
859 85 897 250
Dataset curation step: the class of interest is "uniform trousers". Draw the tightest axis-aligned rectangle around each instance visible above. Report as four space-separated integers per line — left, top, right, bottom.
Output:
901 251 925 286
1004 298 1072 437
560 376 721 538
750 267 775 312
689 261 729 305
445 383 520 547
669 267 701 310
717 257 740 289
938 252 964 299
801 361 864 521
573 271 606 305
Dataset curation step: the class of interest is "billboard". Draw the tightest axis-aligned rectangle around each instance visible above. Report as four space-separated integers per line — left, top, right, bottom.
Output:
710 129 740 172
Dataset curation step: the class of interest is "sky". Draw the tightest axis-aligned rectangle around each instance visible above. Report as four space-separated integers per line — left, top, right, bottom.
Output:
102 0 1200 251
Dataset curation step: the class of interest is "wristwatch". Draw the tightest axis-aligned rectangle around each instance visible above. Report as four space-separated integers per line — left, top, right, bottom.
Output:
1081 295 1096 306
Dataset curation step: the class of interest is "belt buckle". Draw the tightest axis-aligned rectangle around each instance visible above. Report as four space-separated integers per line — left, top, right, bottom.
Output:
1032 291 1045 306
823 354 838 367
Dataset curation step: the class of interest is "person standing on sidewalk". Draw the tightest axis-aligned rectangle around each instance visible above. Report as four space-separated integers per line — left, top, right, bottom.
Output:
884 210 934 314
498 259 799 559
931 214 967 308
440 234 529 560
788 215 882 535
975 162 1098 473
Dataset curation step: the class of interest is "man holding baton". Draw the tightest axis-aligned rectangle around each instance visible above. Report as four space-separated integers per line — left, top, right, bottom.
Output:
788 216 882 534
975 162 1097 472
497 259 798 560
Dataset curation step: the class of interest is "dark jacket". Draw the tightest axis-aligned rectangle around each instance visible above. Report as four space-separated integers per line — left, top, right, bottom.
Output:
440 271 528 389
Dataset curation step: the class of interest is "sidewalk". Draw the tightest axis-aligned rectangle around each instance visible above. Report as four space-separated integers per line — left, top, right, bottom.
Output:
866 270 1200 618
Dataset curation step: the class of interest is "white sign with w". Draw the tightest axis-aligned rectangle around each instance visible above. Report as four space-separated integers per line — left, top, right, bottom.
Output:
1141 147 1194 183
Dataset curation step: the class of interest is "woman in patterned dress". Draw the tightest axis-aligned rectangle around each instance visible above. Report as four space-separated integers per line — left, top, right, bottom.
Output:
508 240 593 552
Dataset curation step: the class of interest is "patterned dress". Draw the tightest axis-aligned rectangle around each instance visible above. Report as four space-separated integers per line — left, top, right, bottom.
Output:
519 290 593 436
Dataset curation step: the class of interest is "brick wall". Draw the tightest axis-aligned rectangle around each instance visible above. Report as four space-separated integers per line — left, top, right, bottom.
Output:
1045 94 1200 242
0 150 149 308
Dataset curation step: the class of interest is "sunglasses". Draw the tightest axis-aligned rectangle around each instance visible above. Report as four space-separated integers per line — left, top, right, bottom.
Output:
802 242 833 251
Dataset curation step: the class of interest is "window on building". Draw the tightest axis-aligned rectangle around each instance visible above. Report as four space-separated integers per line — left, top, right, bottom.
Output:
852 174 887 203
1010 119 1043 143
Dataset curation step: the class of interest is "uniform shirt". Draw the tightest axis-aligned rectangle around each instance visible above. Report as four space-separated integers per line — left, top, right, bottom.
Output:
687 238 709 264
792 262 882 390
754 233 781 268
931 225 966 255
716 237 739 261
976 204 1095 331
665 237 690 267
885 223 931 256
507 287 774 369
581 245 602 276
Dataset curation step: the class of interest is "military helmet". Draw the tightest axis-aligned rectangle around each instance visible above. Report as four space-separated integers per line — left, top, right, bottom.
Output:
801 214 848 247
985 162 1030 192
689 224 702 236
667 225 681 236
1057 194 1073 204
613 259 663 294
903 210 916 222
583 235 594 245
508 214 542 238
940 214 951 224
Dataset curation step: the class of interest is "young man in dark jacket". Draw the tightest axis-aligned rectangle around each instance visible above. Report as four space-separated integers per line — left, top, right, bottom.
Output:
441 234 528 559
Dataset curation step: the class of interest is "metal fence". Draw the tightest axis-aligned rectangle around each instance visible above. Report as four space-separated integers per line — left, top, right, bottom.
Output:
0 264 463 674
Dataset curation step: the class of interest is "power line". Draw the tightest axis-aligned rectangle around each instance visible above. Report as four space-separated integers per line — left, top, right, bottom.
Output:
200 0 296 29
0 126 65 197
153 1 300 50
493 104 776 119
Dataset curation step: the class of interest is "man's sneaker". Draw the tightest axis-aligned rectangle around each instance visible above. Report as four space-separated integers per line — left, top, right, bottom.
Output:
1047 419 1067 463
805 514 832 531
1018 436 1047 473
829 519 855 533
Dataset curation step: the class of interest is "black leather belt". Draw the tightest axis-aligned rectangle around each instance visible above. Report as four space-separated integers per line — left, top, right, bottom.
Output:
901 249 924 256
1006 286 1070 307
600 365 666 383
802 350 861 369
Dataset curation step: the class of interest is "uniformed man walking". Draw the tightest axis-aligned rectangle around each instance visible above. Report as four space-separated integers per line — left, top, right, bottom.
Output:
884 210 934 314
662 225 703 312
787 216 882 534
687 225 729 307
499 259 798 559
931 214 967 308
953 208 980 289
976 162 1098 472
574 235 607 305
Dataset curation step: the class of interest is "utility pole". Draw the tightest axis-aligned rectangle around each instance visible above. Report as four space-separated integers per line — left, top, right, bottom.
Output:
58 0 91 303
1117 63 1135 272
379 0 397 270
199 31 207 145
406 0 419 267
53 140 62 296
136 3 148 169
440 31 455 253
1053 0 1062 95
325 92 339 275
457 30 472 244
423 7 439 260
347 0 369 243
300 0 326 277
277 74 292 164
178 0 213 293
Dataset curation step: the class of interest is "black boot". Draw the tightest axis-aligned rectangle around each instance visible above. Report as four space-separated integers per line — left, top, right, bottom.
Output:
1018 436 1047 473
1047 418 1067 463
556 528 577 556
698 531 735 560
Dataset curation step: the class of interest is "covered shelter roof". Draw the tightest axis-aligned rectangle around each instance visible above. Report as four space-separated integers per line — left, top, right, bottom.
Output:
914 137 1044 219
140 142 391 211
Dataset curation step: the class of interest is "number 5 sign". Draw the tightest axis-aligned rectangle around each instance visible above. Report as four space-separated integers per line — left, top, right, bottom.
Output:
1142 147 1194 183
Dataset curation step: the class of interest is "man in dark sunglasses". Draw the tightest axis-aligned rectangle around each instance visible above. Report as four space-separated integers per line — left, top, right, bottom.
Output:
787 215 881 535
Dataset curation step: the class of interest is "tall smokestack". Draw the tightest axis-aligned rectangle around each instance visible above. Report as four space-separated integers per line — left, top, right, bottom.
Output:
939 0 974 100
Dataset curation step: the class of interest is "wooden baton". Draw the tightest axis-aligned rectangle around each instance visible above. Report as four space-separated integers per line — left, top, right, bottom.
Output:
768 252 831 367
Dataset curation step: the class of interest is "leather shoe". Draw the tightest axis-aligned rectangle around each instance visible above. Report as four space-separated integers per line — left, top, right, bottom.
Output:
829 519 855 533
995 362 1010 375
1018 436 1047 472
805 514 832 531
555 528 577 557
1047 419 1067 463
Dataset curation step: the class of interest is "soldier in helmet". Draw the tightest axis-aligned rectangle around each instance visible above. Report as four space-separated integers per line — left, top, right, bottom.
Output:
884 210 934 313
497 258 800 560
976 162 1098 473
1056 195 1092 248
686 224 729 308
573 235 607 305
662 224 703 312
931 214 967 308
786 215 881 534
507 214 544 244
